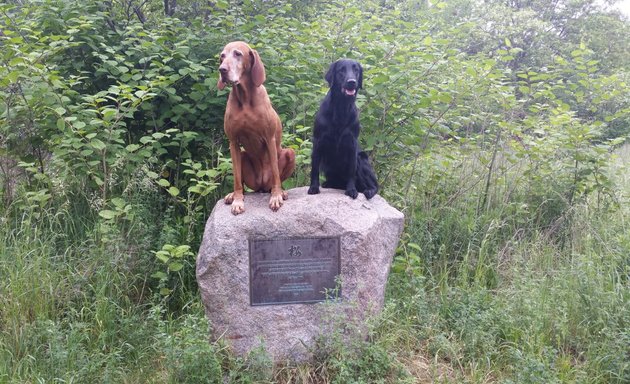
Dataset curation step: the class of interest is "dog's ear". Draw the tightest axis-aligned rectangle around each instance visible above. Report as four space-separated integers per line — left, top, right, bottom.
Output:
325 61 337 87
250 49 266 87
357 62 363 90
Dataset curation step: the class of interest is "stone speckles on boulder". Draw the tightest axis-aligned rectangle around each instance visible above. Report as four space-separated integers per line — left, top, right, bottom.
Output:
196 186 404 362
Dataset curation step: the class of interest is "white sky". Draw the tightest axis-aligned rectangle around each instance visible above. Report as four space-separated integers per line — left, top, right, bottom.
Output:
612 0 630 16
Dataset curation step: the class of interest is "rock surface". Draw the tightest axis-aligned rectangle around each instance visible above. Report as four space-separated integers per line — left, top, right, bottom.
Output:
196 186 404 362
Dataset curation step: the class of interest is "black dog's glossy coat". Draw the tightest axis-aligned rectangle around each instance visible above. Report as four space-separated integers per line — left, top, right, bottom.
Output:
308 59 378 199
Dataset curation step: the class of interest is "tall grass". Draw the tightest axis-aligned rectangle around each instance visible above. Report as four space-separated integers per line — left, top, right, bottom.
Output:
385 144 630 383
1 202 156 381
0 186 275 383
1 143 628 382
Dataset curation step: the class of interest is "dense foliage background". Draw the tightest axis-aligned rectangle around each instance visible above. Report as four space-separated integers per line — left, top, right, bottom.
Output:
1 0 628 382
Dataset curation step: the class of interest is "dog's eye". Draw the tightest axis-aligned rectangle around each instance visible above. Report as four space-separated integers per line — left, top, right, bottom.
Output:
234 51 243 57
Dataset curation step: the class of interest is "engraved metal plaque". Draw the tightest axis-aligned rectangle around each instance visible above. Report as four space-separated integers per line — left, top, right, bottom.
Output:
249 237 341 306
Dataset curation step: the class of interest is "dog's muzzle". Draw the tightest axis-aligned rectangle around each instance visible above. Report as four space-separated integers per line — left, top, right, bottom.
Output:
343 79 357 96
219 67 239 86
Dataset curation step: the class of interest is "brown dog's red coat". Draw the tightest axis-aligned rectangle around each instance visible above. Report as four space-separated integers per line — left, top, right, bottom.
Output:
218 41 295 215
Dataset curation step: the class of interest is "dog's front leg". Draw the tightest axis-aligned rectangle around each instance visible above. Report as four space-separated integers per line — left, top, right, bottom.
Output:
225 140 245 215
266 136 285 211
345 169 358 200
342 133 359 199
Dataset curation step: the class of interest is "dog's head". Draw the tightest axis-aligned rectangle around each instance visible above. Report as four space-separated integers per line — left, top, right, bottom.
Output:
325 59 363 98
217 41 266 90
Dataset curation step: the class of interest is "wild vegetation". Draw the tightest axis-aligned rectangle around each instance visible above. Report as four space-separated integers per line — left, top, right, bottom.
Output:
1 0 628 382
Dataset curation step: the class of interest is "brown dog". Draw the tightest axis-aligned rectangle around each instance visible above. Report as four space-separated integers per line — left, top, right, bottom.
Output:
217 41 295 215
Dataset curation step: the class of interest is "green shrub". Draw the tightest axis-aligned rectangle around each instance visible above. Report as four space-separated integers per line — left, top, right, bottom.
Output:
165 315 223 384
1 0 628 382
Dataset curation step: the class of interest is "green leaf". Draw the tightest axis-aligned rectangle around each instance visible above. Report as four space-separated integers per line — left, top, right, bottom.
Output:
189 185 202 194
102 108 117 120
168 262 184 272
6 71 20 82
391 264 405 274
126 144 140 152
99 210 117 219
408 242 422 252
438 93 452 103
111 197 126 208
168 186 180 196
158 179 170 187
371 74 390 85
155 250 170 263
9 57 25 66
162 244 175 252
90 139 106 151
174 245 191 256
151 271 167 280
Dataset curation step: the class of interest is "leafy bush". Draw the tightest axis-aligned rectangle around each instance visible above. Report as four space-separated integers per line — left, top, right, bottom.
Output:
1 0 628 382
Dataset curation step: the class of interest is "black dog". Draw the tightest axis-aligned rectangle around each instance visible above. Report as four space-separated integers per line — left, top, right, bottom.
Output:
308 59 378 199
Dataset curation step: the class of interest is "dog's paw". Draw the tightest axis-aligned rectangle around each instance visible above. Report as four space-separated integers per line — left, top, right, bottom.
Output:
363 189 377 199
308 185 320 195
230 198 245 215
282 190 289 200
269 193 284 211
226 192 245 214
345 188 358 199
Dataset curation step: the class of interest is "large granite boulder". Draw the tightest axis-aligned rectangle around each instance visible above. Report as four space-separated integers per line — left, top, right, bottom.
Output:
196 186 404 362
